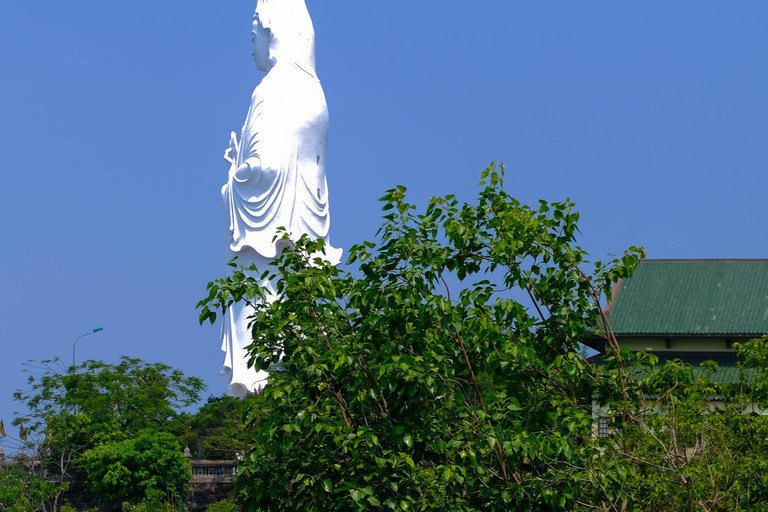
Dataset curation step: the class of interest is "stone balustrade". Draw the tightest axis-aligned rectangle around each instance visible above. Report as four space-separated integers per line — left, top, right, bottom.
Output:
190 460 237 477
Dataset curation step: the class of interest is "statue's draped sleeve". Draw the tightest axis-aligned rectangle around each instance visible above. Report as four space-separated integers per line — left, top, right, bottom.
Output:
223 73 338 262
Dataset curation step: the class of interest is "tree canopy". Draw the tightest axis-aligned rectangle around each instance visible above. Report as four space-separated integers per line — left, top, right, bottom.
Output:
15 357 205 440
200 165 645 510
12 357 206 511
79 430 190 506
200 166 768 510
177 395 249 461
0 467 60 512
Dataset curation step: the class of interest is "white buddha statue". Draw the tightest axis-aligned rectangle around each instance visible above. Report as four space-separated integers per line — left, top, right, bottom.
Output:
221 0 342 396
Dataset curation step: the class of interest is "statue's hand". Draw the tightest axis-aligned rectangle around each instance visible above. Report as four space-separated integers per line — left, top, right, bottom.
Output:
224 131 239 165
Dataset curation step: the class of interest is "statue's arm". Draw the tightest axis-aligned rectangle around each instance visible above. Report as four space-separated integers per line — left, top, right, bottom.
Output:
234 157 262 184
225 131 261 184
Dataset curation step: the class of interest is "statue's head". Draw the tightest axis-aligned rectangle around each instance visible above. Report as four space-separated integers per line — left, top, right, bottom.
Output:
252 0 316 74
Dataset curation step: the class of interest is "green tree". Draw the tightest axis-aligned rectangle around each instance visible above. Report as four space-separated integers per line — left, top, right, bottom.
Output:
120 497 186 512
598 337 768 511
178 395 248 460
0 466 62 512
13 357 205 511
205 499 239 512
79 430 191 507
199 165 644 511
15 357 205 439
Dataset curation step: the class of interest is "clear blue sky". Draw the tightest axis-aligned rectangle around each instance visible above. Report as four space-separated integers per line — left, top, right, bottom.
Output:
1 1 766 436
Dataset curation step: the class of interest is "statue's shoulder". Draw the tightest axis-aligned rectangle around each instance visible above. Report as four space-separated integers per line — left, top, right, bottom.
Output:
250 68 293 100
255 67 324 100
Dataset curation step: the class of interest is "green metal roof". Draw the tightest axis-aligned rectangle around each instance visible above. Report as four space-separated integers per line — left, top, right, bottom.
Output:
606 259 768 336
693 366 746 385
651 352 747 385
588 352 751 385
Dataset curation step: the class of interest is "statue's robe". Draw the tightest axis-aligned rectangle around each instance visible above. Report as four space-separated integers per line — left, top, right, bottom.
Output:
221 63 341 396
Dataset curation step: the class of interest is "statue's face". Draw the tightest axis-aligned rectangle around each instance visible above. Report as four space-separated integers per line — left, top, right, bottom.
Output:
251 11 271 71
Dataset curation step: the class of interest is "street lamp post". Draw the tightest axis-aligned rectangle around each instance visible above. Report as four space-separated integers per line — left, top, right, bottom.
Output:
72 327 104 367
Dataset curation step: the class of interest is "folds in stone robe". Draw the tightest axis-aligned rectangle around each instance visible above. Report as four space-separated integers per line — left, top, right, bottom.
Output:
220 64 341 396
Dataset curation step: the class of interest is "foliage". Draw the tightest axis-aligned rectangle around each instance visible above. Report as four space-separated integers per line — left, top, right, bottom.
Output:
205 499 240 512
13 357 204 511
14 357 205 443
119 488 188 512
0 466 62 512
595 336 768 511
200 165 644 511
60 504 98 512
178 395 248 460
79 430 191 506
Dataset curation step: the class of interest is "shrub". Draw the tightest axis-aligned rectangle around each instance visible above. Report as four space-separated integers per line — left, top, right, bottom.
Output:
206 499 239 512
